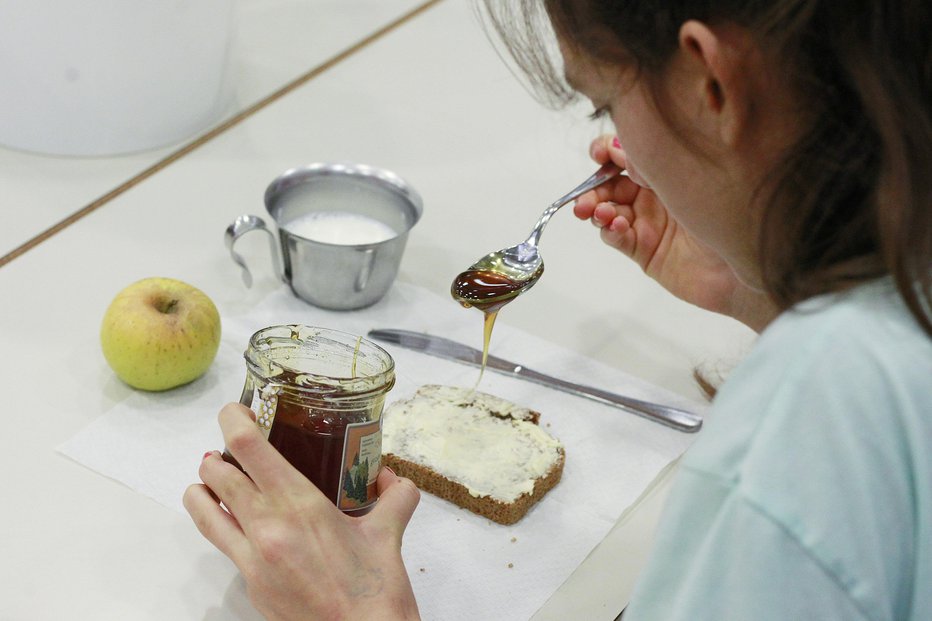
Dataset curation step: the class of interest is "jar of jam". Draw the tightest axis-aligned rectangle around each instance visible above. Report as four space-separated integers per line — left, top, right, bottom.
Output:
226 325 395 515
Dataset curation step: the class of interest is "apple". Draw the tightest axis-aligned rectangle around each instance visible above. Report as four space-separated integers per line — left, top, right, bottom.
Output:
100 277 222 391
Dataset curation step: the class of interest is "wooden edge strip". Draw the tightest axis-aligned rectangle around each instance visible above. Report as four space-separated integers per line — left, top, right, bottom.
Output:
0 0 445 269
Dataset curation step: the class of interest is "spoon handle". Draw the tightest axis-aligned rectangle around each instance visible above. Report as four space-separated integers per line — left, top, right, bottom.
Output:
551 161 623 209
526 162 623 247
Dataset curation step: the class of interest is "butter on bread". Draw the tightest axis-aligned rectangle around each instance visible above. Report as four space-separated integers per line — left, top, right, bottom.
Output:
382 384 564 525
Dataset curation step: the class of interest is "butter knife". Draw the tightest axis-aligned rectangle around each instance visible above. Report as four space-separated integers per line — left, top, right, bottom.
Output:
367 328 702 433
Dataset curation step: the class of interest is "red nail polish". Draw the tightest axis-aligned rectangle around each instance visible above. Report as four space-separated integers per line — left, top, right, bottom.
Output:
611 137 621 149
202 451 213 460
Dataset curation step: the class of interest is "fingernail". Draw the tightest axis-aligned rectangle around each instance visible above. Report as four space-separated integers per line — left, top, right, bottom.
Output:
202 451 214 461
384 465 397 477
611 136 621 149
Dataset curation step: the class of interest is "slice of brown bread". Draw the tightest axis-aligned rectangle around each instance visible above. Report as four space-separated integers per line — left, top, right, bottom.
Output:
382 384 565 525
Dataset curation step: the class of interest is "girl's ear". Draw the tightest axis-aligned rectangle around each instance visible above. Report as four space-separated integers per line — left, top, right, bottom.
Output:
677 20 752 149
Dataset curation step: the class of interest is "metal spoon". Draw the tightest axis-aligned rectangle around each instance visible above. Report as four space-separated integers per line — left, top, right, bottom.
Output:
452 162 623 307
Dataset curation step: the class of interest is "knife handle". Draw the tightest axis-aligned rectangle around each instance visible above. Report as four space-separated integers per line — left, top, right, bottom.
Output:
511 365 703 433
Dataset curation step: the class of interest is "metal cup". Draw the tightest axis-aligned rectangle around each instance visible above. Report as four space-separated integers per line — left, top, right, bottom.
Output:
225 163 422 310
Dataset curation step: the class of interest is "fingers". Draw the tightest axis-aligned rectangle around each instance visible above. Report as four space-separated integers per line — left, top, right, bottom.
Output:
183 482 249 563
600 221 638 257
574 167 641 222
593 202 634 232
573 191 598 220
198 448 260 519
577 135 626 221
218 402 305 494
592 203 638 255
611 174 642 206
573 184 619 219
589 134 627 168
368 467 420 544
574 194 637 256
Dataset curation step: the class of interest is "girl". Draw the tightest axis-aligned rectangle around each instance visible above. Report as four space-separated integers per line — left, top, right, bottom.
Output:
184 1 932 618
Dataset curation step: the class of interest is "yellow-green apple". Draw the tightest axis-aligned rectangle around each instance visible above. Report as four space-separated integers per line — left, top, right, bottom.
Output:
100 277 221 391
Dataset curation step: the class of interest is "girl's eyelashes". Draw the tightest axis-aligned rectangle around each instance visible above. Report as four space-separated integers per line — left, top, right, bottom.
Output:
588 105 610 121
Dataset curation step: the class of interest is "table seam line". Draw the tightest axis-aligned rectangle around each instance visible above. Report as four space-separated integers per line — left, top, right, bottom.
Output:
0 0 446 270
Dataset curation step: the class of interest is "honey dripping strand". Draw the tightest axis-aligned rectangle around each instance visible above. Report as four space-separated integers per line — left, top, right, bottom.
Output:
351 335 362 378
471 310 498 392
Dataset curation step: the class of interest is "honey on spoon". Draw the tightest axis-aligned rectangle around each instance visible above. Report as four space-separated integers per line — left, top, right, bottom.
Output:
452 162 623 379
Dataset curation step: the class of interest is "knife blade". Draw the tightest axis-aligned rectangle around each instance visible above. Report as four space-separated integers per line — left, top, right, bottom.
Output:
368 328 702 433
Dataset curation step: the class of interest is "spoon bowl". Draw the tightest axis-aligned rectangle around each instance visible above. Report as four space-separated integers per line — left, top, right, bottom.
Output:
452 162 622 308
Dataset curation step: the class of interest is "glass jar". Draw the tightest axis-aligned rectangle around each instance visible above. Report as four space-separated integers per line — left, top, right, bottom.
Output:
226 325 395 515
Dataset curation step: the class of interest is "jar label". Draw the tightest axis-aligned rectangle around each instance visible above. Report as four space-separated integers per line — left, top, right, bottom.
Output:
337 418 382 511
248 382 280 439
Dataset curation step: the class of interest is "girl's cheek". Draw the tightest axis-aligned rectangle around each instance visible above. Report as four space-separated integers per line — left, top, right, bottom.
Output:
611 128 648 188
625 161 651 189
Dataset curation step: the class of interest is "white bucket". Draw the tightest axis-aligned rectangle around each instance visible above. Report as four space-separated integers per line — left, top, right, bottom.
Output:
0 0 234 156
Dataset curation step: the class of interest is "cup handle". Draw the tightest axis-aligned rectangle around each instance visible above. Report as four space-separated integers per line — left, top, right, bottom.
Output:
224 214 285 287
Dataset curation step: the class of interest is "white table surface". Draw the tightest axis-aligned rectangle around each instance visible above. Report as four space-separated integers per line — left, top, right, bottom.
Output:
0 1 756 618
0 0 429 260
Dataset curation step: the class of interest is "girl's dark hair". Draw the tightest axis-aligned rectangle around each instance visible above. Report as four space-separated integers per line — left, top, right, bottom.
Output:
480 0 932 337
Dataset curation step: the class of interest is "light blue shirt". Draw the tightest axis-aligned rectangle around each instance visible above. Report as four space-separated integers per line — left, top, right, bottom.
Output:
626 280 932 620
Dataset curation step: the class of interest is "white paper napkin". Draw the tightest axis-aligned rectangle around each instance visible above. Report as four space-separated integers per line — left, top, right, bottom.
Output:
59 281 702 620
